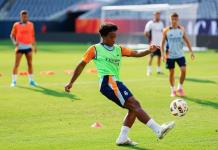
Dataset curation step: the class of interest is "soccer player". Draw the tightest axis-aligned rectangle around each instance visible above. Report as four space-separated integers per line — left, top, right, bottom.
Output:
10 10 37 87
144 11 164 76
161 13 195 97
65 23 175 145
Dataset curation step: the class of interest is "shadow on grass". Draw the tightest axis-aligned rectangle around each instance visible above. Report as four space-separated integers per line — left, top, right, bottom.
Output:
185 77 217 84
17 85 80 101
184 96 218 109
118 145 151 150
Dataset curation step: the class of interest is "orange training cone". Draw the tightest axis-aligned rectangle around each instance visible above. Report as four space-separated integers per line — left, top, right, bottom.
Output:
91 122 102 128
19 71 28 76
87 68 97 74
64 70 74 75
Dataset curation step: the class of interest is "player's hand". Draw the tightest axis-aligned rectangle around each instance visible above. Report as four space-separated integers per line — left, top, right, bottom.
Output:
34 47 37 54
32 45 37 54
65 83 72 92
190 52 195 60
149 45 159 53
162 55 166 62
15 42 19 49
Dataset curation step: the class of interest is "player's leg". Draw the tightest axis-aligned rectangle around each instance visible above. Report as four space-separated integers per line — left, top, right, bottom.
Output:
116 110 137 145
169 69 177 97
176 57 186 96
11 51 23 87
123 110 136 128
124 97 175 139
25 49 37 86
147 55 153 76
156 49 162 74
166 59 176 97
179 66 186 86
157 56 162 74
124 97 151 124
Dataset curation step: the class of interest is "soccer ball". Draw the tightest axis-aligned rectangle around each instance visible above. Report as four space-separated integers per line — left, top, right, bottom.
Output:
170 99 188 117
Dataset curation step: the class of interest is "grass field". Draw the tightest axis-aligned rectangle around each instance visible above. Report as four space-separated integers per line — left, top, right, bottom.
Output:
0 40 218 150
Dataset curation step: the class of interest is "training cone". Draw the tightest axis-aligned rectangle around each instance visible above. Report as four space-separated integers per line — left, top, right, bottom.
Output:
91 122 102 128
64 70 74 75
46 70 55 75
19 71 28 76
87 68 97 74
40 70 55 76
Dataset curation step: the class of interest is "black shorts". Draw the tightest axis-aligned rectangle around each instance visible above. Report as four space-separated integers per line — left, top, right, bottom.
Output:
17 48 32 54
151 48 161 57
166 57 186 69
100 75 133 108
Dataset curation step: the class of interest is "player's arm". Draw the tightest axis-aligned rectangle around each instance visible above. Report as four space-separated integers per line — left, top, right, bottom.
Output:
161 29 167 61
183 31 195 60
144 31 150 39
144 21 151 39
65 61 87 92
32 23 37 53
10 23 18 46
65 46 95 92
121 45 159 58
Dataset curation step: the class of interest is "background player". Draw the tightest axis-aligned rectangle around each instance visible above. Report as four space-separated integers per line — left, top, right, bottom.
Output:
161 12 195 97
65 23 175 145
10 10 37 87
144 11 164 76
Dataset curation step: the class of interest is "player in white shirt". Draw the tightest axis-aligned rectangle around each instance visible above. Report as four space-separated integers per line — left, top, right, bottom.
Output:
144 12 164 76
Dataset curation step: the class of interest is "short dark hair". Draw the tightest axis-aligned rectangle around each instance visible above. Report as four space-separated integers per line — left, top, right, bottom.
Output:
20 10 28 15
154 11 161 15
99 23 118 37
171 12 179 18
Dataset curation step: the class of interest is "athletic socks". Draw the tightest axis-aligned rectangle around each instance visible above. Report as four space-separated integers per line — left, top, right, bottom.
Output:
177 83 183 90
12 74 17 82
28 74 34 82
171 86 176 92
147 66 152 76
157 66 161 73
146 119 162 134
147 66 152 71
118 126 130 139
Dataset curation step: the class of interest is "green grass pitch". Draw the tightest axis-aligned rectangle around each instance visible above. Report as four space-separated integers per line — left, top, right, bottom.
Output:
0 40 218 150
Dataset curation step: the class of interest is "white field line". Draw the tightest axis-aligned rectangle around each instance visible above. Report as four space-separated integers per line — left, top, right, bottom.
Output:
0 75 218 89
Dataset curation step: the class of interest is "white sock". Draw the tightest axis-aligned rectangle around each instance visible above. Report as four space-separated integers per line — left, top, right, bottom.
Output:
12 74 17 82
171 86 176 92
146 119 162 134
147 66 152 73
118 126 130 139
28 74 34 81
157 66 161 72
178 83 183 90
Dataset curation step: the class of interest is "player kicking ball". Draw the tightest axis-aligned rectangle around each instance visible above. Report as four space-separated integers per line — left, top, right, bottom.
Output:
65 23 175 146
161 12 195 97
10 10 37 87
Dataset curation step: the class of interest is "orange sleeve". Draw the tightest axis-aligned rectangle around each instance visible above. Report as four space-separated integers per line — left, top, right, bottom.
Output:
121 46 134 56
82 46 96 63
11 23 18 36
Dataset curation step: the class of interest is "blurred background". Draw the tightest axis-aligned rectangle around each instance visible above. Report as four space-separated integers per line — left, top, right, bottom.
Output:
0 0 217 49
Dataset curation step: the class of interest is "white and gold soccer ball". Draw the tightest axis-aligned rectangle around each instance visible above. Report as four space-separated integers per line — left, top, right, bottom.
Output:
170 99 188 117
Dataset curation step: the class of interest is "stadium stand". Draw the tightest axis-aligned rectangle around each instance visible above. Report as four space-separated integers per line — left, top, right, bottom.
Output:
79 0 218 19
0 0 5 8
0 0 113 20
5 0 78 20
1 0 218 20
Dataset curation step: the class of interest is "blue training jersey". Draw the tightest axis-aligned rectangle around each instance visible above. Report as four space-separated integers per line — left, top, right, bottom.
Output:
165 26 184 59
